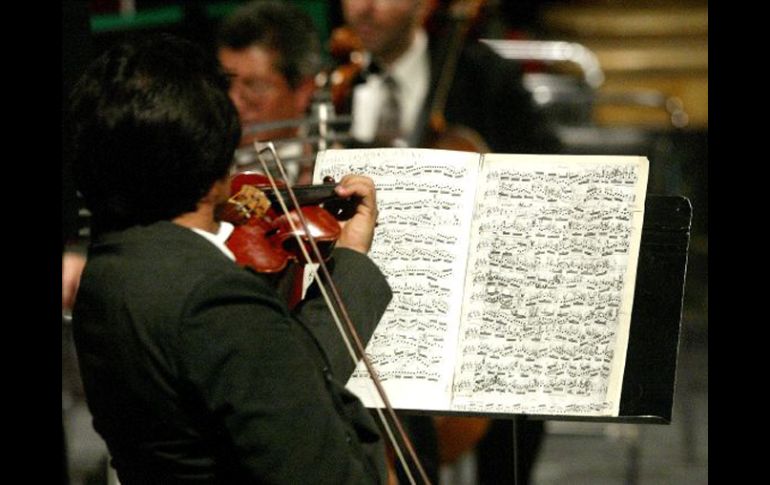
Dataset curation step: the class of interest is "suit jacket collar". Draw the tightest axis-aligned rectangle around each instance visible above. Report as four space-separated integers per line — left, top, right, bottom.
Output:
90 221 233 265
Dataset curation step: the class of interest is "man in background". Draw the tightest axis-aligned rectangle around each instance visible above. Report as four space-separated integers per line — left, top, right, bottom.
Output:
339 0 558 154
216 0 324 183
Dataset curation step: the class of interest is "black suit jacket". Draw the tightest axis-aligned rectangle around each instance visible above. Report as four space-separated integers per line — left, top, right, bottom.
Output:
73 221 392 484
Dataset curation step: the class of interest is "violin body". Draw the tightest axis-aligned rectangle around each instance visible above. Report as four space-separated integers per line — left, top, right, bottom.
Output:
222 172 357 274
226 205 340 274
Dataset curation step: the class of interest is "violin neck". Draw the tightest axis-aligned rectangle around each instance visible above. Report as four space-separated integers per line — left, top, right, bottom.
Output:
264 183 359 221
264 182 336 207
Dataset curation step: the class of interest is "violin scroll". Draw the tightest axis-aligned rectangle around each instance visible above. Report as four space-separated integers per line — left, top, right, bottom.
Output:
219 184 271 226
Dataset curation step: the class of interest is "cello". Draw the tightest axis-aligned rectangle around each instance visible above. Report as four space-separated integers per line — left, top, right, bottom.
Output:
420 0 490 154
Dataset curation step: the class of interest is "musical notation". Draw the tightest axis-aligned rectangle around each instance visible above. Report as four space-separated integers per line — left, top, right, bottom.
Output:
379 197 462 214
380 266 455 283
316 148 480 391
314 149 648 417
452 157 646 416
388 279 452 299
374 227 458 248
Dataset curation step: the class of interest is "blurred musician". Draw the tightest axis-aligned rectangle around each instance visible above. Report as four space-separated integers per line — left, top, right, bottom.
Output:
338 0 558 154
337 0 561 483
216 0 323 183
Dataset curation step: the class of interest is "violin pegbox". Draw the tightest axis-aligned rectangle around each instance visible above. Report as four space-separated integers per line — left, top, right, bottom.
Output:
220 184 271 225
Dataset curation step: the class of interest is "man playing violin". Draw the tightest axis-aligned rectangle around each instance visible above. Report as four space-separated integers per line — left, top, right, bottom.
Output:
216 0 323 184
66 33 392 484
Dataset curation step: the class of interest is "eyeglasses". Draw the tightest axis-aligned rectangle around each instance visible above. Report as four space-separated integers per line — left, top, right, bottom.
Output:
235 78 280 98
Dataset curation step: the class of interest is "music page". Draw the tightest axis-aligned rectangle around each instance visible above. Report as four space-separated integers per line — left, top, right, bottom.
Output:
314 149 648 417
452 154 648 416
314 148 482 410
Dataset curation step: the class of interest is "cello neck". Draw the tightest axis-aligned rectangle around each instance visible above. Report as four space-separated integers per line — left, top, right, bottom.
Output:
428 0 487 134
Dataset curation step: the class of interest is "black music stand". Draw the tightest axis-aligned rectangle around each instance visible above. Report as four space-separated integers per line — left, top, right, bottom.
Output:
507 194 693 483
617 194 692 423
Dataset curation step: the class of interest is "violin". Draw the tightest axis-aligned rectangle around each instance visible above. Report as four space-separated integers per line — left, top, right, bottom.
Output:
221 171 359 275
232 142 433 485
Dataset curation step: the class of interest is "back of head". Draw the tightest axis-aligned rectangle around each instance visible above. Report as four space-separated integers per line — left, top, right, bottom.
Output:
216 0 321 89
65 34 241 235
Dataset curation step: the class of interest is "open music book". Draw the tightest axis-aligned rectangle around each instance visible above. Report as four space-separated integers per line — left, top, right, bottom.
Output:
313 148 648 417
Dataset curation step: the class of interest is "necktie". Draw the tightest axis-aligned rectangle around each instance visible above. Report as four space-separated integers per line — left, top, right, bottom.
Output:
374 75 401 147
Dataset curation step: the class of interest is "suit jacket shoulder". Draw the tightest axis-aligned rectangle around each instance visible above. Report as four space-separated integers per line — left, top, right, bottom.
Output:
74 221 390 484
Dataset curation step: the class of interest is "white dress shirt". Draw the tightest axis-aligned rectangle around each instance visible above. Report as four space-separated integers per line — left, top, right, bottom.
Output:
191 221 236 261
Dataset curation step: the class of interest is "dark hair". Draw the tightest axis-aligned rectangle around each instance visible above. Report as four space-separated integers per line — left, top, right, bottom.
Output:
216 0 321 89
65 34 241 234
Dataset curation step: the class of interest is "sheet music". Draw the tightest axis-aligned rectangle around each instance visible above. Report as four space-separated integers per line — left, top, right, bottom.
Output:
452 154 648 416
314 148 481 410
314 149 648 417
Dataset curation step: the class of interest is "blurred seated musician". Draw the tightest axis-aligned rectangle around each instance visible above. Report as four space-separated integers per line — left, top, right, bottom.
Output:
216 0 323 184
66 33 392 484
339 0 558 154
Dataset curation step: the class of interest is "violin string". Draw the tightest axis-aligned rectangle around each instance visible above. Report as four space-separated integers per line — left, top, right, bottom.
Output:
255 142 431 485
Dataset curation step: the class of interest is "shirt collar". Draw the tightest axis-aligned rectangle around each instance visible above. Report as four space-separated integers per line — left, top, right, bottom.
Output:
190 221 236 261
389 29 428 87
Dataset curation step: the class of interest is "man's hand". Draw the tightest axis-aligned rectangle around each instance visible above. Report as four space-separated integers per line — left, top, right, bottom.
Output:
333 174 378 254
62 252 87 310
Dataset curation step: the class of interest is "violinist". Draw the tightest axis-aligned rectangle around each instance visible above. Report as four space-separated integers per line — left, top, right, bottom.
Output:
216 1 322 184
66 34 392 484
338 0 561 483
